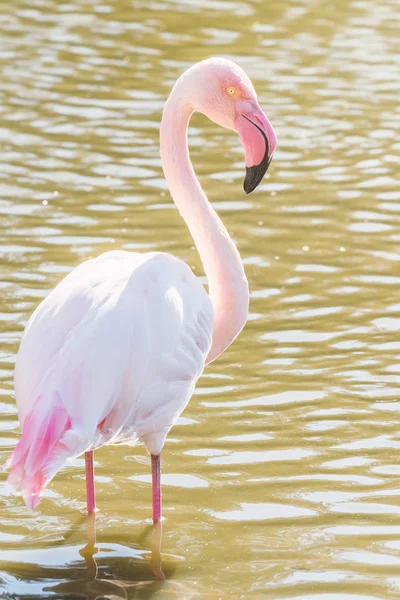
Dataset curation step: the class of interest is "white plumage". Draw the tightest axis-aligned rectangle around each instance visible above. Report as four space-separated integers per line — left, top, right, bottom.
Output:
14 251 213 486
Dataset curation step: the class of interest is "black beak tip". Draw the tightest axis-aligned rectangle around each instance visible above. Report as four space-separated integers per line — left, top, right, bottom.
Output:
243 156 273 194
243 172 256 195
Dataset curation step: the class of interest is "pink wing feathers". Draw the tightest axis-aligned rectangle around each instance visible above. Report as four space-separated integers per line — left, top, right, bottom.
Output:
7 393 71 508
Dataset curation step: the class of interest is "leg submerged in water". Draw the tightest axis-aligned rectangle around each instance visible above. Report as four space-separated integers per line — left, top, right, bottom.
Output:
151 454 162 523
151 520 165 580
80 510 98 580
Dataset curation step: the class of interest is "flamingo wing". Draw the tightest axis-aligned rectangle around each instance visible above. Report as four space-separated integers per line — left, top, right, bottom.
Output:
8 250 213 508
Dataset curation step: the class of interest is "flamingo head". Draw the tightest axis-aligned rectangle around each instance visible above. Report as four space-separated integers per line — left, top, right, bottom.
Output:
186 57 277 194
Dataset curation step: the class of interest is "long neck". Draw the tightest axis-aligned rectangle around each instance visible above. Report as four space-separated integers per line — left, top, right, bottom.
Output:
160 84 249 364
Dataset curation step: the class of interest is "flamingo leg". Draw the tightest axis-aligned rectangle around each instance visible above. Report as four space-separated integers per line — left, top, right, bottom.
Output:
85 451 96 514
151 454 162 523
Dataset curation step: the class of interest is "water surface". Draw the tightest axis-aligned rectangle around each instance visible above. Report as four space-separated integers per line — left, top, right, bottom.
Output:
1 0 400 598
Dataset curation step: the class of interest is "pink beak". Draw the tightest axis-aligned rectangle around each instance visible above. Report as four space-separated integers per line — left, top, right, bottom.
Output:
235 105 277 194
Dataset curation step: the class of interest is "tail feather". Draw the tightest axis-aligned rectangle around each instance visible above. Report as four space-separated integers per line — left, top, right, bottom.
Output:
7 393 72 509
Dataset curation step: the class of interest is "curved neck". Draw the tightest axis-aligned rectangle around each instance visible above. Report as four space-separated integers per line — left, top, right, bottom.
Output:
160 83 249 364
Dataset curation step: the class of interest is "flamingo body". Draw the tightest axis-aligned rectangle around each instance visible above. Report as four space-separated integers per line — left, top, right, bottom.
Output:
9 251 212 508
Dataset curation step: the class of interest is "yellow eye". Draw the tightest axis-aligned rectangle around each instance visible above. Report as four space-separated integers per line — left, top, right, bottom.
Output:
226 86 236 96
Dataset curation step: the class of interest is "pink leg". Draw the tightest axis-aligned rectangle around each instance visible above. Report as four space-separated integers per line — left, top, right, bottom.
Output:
151 454 162 523
85 451 96 514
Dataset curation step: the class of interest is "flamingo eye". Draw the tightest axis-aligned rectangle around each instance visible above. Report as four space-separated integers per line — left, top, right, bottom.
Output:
226 86 237 96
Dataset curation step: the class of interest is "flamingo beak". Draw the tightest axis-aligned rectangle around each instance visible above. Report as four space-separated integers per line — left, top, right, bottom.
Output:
235 107 277 194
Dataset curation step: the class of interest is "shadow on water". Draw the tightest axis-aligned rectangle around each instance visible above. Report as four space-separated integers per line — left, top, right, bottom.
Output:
0 515 183 600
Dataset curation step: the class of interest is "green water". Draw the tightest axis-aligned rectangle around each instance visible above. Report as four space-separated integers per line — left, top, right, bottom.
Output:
0 0 400 598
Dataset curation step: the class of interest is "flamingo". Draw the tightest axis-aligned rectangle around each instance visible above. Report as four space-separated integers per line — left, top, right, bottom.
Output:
6 57 277 523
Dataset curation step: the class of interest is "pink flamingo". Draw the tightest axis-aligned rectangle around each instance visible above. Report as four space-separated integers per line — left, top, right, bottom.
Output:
6 58 276 523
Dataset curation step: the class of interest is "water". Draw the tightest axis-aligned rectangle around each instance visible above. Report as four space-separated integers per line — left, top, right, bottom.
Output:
0 0 399 597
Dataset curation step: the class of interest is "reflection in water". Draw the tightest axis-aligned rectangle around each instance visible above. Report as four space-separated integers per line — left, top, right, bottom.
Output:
2 515 167 599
